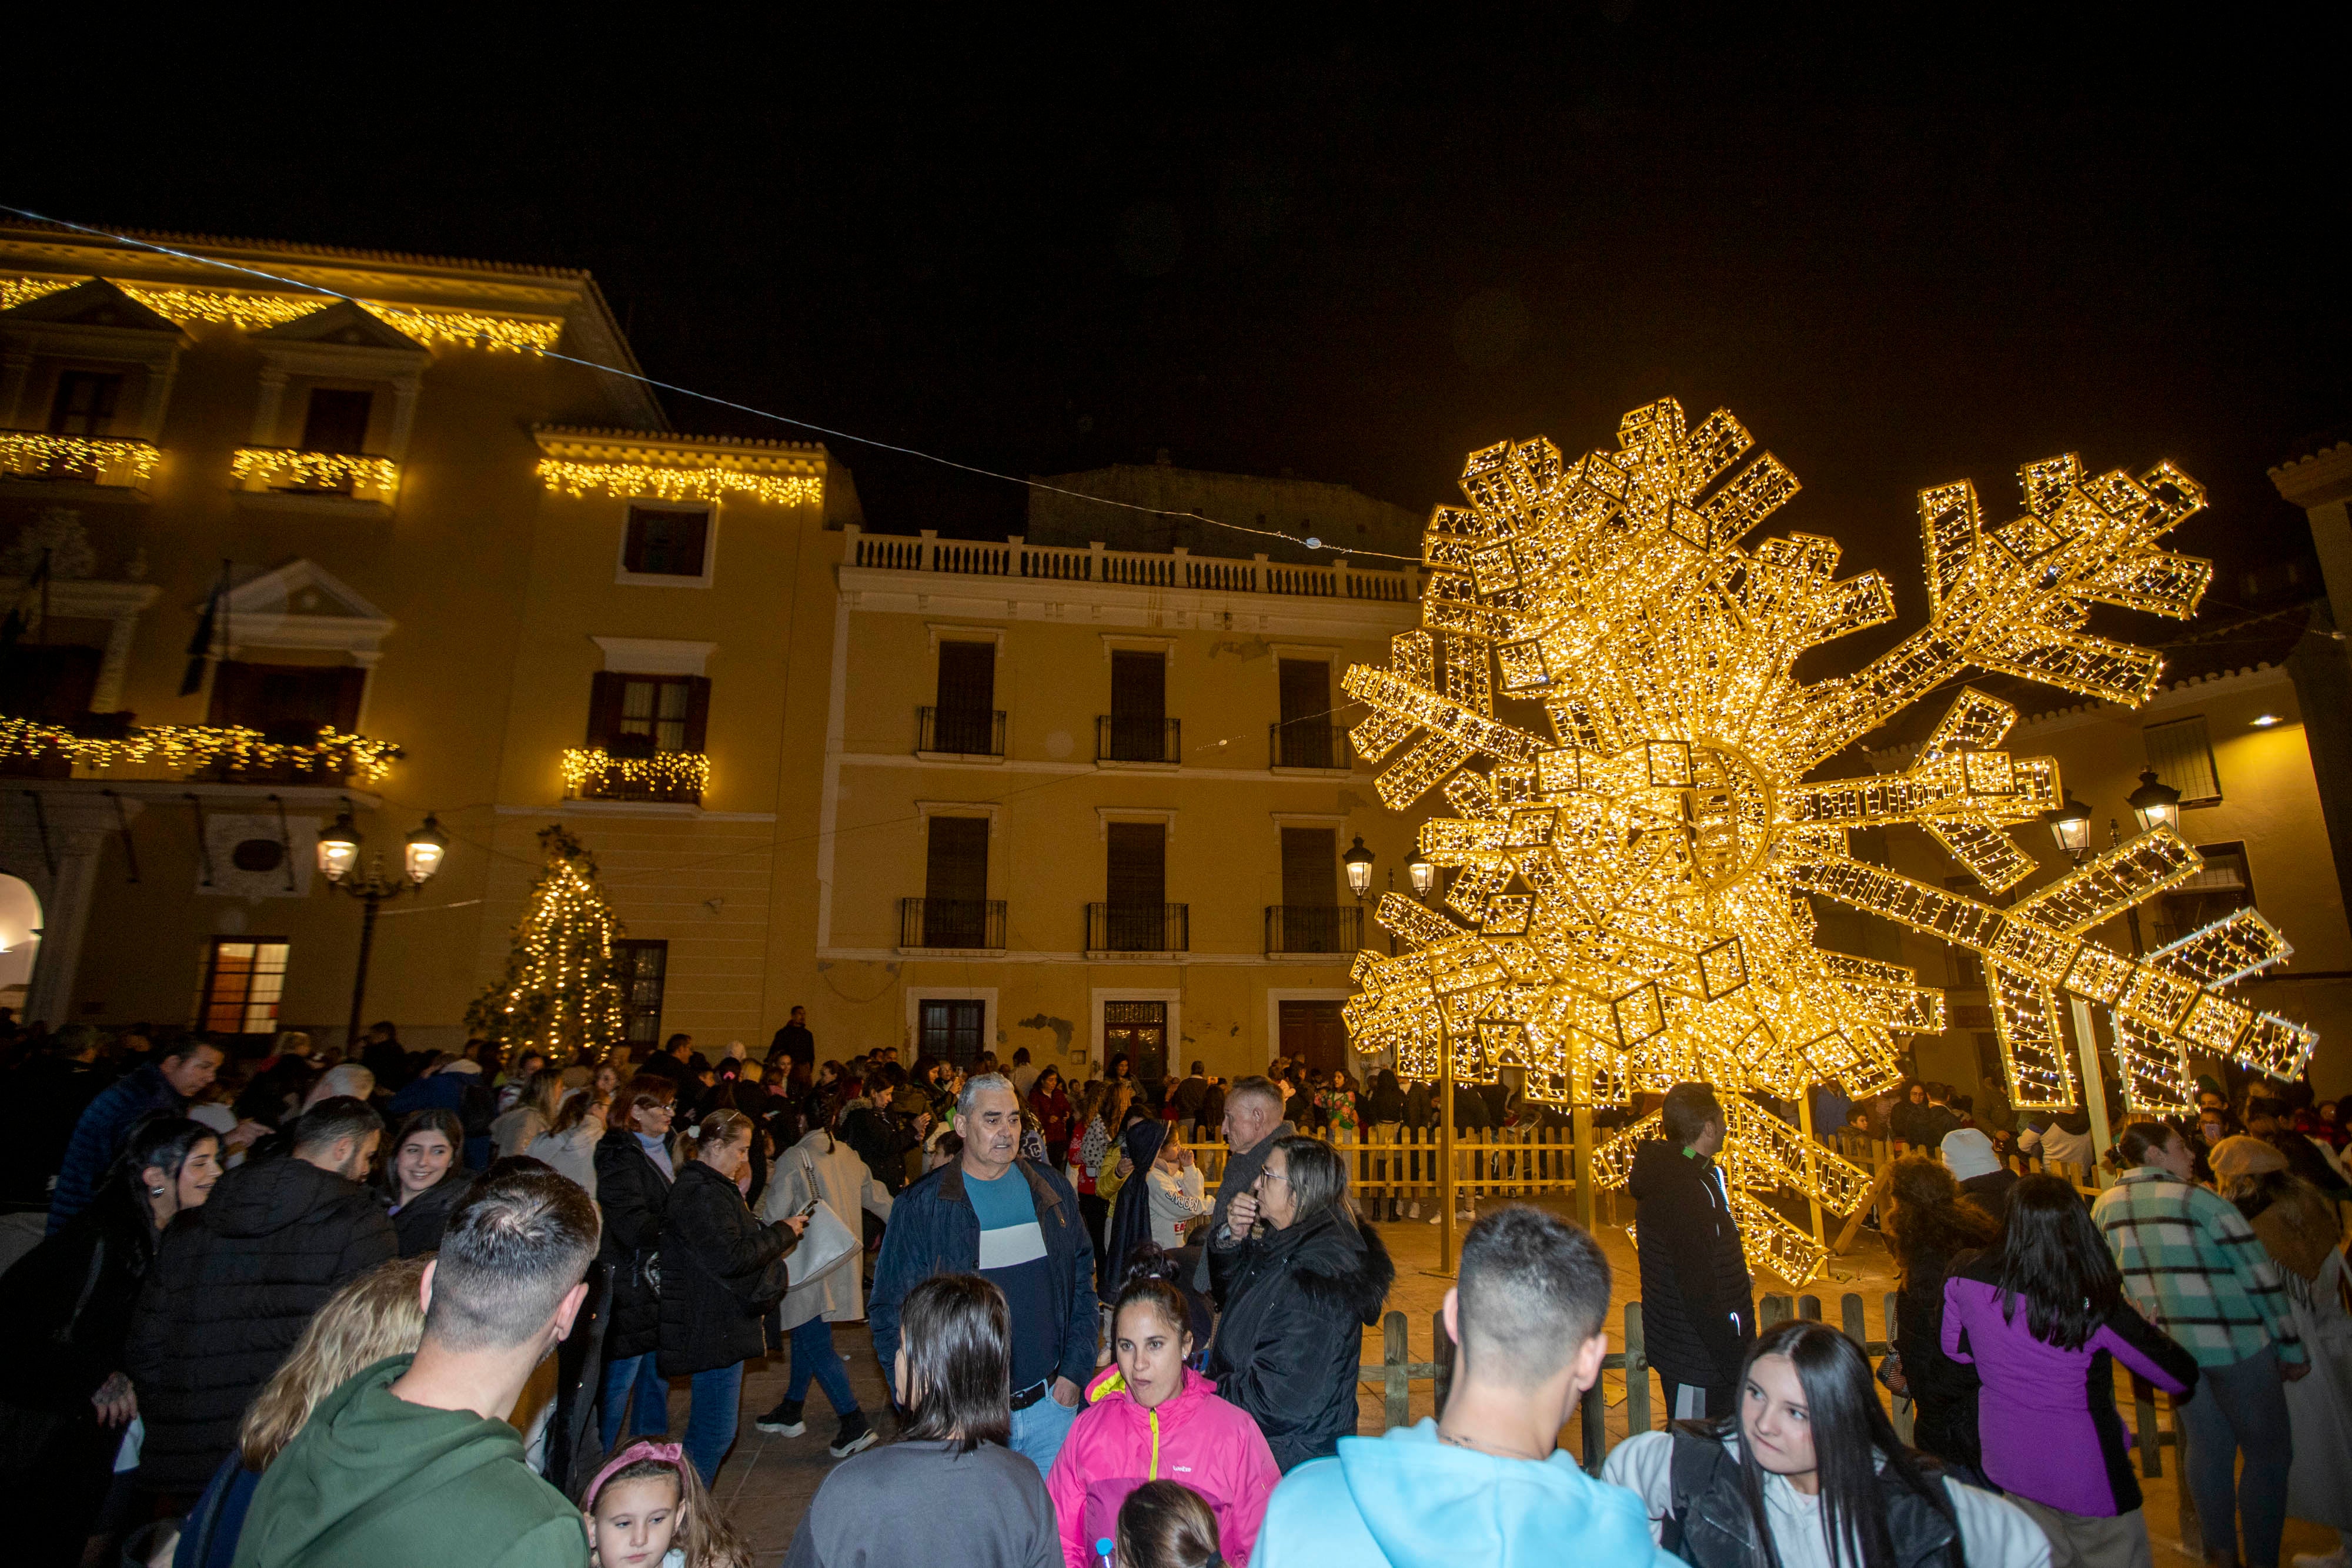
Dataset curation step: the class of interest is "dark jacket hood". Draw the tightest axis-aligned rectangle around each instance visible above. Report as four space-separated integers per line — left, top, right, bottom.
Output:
205 1155 370 1241
1627 1138 1710 1201
1284 1208 1396 1327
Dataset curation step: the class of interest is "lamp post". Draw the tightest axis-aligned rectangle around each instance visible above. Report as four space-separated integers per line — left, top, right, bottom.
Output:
2127 768 2182 835
1407 852 1435 900
2043 791 2095 865
1342 834 1376 900
317 806 447 1051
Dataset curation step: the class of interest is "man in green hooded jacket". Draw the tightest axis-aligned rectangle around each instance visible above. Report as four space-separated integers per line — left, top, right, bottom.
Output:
233 1166 601 1568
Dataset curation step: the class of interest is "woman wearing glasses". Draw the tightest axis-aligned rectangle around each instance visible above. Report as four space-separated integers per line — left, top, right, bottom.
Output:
1201 1135 1394 1471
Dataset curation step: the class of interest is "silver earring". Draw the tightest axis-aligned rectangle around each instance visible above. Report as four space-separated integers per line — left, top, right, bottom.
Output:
149 1186 165 1198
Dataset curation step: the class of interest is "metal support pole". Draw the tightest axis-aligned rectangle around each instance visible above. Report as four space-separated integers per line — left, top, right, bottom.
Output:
2069 996 2113 1180
345 890 381 1052
1572 1103 1595 1231
1438 1048 1458 1276
1796 1088 1825 1245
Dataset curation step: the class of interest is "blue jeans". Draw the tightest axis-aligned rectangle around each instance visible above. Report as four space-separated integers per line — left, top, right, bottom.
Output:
599 1352 670 1453
1007 1386 1078 1474
681 1362 746 1488
788 1316 859 1416
2177 1345 2293 1568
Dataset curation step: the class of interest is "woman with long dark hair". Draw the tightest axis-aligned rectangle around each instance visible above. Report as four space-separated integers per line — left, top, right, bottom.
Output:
379 1108 470 1256
1883 1154 1998 1473
783 1273 1058 1567
1604 1319 2049 1568
1945 1173 2197 1566
0 1113 220 1564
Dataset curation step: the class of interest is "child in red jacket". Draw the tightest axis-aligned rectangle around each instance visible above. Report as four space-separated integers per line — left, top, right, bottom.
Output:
1047 1265 1280 1568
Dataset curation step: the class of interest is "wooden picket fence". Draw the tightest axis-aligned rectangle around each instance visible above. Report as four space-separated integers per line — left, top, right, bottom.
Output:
1174 1122 1586 1201
1354 1288 2181 1477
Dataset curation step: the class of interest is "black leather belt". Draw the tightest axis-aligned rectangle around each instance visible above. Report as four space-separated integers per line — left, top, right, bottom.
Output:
1010 1378 1052 1411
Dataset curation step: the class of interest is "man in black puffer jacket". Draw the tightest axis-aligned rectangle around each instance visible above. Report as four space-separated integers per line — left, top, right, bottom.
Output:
124 1097 395 1497
1627 1083 1753 1422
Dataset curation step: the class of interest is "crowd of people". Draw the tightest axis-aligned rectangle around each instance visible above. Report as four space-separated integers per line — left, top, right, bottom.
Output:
0 1009 2344 1568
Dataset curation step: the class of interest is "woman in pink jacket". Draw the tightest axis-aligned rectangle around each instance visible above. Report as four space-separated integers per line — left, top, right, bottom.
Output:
1047 1263 1281 1568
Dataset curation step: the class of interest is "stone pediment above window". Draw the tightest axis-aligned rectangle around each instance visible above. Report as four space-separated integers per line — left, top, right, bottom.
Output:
253 299 428 359
217 559 395 659
0 277 184 337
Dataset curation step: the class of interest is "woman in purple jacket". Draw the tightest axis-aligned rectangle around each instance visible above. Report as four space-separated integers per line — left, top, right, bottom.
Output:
1943 1173 2199 1568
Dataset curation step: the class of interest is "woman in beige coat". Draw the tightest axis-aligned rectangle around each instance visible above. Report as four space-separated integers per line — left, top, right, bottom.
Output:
751 1104 898 1457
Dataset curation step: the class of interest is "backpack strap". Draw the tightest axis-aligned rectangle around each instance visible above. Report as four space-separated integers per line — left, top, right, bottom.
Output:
1662 1421 1730 1556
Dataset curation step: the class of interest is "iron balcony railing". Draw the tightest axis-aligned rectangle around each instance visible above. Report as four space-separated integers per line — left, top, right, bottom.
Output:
1264 904 1364 955
1095 714 1180 764
900 897 1007 951
844 524 1420 603
1085 902 1189 954
917 706 1005 758
1270 721 1342 770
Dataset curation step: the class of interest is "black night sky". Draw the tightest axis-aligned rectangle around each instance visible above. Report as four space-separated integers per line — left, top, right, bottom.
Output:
18 15 2351 629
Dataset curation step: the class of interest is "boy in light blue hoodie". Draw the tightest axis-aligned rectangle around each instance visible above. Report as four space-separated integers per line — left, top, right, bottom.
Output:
1255 1206 1672 1568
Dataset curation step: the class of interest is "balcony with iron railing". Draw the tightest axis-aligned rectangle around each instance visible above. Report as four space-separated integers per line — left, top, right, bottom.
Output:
1095 714 1180 765
1269 721 1348 772
1085 902 1190 957
844 524 1420 603
918 706 1005 760
900 897 1007 953
230 447 401 510
0 430 162 494
1264 903 1364 956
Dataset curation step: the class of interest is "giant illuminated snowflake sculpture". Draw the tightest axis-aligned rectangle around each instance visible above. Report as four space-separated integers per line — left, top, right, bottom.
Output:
1341 399 2317 1281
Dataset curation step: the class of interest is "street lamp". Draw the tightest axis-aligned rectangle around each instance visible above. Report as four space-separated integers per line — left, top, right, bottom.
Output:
1342 834 1377 901
2043 791 2094 864
2126 768 2182 835
317 806 447 1050
1407 851 1435 898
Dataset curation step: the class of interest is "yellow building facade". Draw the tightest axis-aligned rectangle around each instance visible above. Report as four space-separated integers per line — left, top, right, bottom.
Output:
0 223 1429 1079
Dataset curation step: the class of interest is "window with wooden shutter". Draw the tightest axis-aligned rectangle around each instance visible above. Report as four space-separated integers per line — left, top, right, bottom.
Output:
206 662 366 739
48 372 123 437
1107 821 1166 907
1276 657 1334 768
587 672 709 756
1281 827 1337 907
299 388 374 455
931 641 998 755
623 507 710 578
613 939 669 1048
922 816 991 948
2144 716 2221 807
1105 650 1168 762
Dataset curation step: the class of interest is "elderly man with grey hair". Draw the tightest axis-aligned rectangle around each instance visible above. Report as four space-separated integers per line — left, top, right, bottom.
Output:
1199 1074 1295 1300
867 1070 1098 1473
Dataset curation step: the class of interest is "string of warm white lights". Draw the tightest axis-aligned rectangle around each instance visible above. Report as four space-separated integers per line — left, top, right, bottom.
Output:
1340 397 2317 1283
0 430 162 483
558 747 713 797
0 716 402 782
0 273 561 353
0 205 1419 564
231 447 400 496
536 459 821 507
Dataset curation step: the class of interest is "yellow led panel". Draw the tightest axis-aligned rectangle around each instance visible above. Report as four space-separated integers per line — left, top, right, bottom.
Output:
1346 400 2316 1269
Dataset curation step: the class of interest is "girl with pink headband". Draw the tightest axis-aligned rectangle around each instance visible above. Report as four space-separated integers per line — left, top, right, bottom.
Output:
578 1439 753 1568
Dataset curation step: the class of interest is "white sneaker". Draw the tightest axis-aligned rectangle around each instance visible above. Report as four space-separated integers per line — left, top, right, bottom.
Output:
1407 1202 1421 1219
1426 1210 1442 1223
2291 1552 2349 1568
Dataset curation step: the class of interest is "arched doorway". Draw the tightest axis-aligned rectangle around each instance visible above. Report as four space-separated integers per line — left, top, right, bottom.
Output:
0 873 42 1021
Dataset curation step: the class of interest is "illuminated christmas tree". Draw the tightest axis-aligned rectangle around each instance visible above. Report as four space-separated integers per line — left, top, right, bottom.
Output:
466 824 629 1064
1342 398 2317 1282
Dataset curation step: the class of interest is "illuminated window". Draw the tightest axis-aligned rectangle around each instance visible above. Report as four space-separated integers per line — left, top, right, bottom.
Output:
623 507 710 577
587 673 709 755
196 939 290 1035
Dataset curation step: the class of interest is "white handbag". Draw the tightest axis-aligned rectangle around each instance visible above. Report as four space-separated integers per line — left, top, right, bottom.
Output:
784 1151 861 1288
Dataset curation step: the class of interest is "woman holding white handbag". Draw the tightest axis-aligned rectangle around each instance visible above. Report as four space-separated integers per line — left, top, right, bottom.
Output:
755 1089 898 1459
